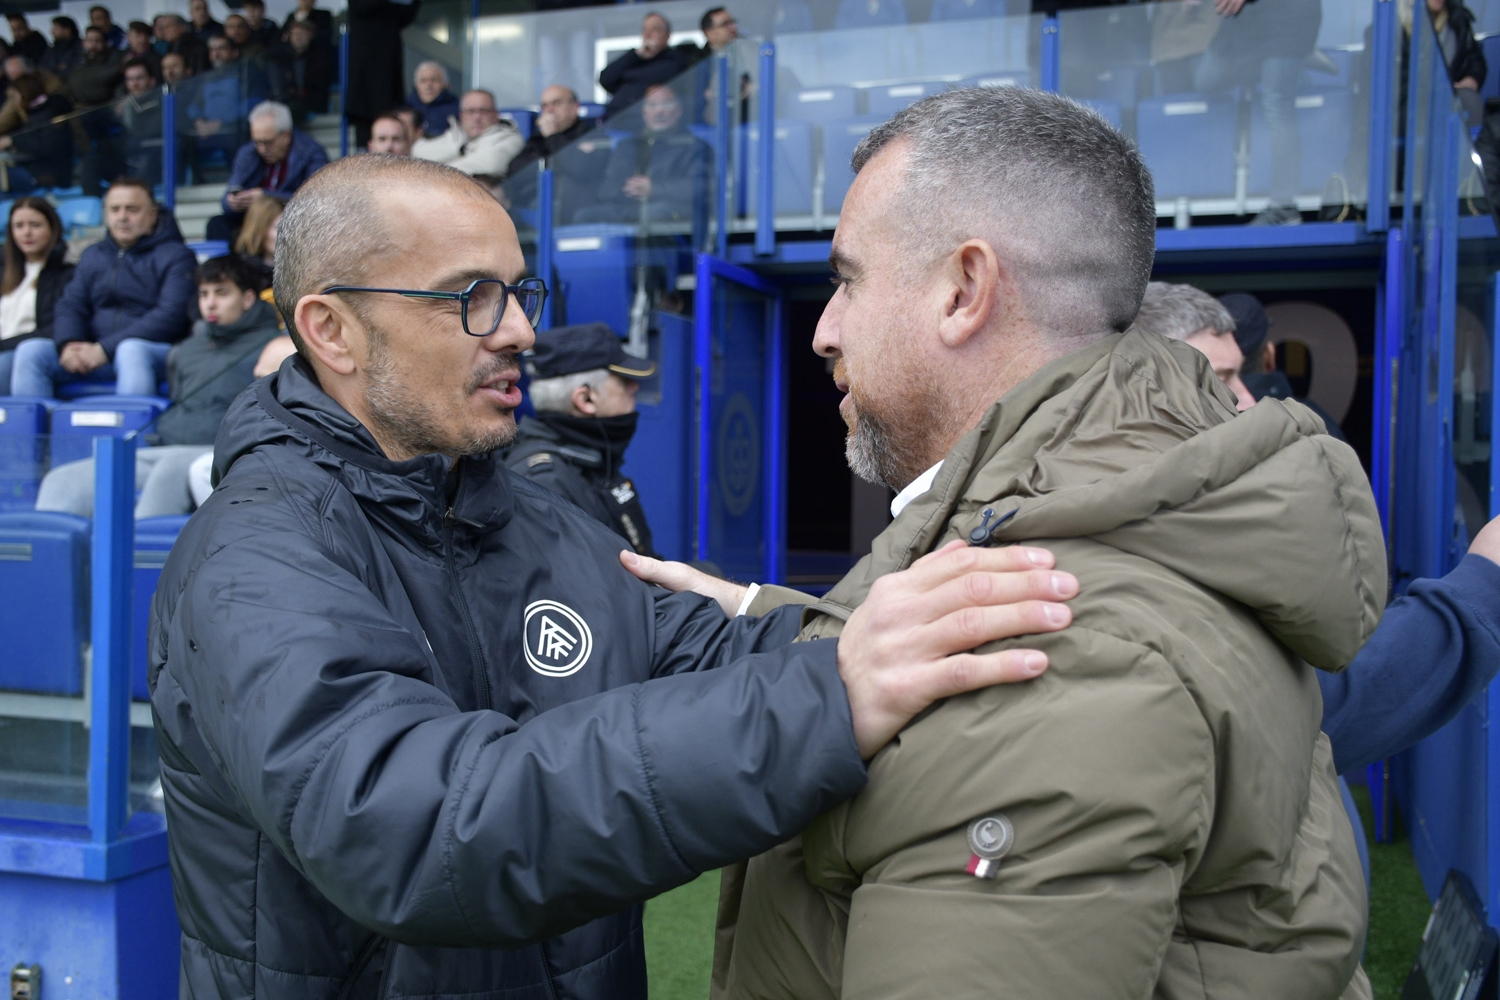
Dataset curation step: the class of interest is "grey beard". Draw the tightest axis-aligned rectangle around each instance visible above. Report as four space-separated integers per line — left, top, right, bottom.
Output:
845 404 922 493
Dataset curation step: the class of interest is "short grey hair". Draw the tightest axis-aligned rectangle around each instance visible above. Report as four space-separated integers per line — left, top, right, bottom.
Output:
526 368 609 412
415 60 448 85
851 87 1156 337
249 100 293 134
274 154 496 354
1132 282 1235 342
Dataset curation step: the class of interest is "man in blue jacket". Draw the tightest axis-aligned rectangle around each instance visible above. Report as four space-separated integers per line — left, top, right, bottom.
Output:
150 152 1074 999
207 99 328 241
11 178 196 398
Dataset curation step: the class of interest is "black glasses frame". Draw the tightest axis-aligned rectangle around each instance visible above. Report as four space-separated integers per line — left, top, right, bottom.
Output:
320 277 549 336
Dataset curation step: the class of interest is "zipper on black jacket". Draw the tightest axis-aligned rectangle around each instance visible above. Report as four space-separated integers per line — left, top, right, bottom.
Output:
444 467 493 710
534 943 560 1000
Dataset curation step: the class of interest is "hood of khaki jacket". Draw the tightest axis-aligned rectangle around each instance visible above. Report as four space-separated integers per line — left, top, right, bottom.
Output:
815 327 1385 671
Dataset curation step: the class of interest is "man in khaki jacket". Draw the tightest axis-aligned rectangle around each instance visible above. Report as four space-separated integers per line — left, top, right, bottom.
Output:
630 87 1381 998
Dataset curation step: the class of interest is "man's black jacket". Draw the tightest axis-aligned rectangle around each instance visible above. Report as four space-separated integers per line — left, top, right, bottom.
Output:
148 358 866 999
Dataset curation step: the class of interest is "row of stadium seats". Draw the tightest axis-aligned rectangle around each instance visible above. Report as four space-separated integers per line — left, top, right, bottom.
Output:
0 397 168 511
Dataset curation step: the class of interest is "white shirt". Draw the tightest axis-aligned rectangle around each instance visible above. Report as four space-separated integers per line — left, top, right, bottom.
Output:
735 462 945 617
0 260 43 342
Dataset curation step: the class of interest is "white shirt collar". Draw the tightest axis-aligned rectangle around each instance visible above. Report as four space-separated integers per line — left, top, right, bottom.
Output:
890 461 943 519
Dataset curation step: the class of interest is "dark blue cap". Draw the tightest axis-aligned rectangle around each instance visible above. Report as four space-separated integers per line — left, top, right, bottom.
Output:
523 323 657 381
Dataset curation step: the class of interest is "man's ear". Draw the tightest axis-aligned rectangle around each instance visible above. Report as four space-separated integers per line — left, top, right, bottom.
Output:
240 288 257 312
293 294 362 377
572 382 596 416
937 239 1002 349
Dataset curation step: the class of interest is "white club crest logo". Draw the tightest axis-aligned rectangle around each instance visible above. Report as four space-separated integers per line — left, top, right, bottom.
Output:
523 600 594 677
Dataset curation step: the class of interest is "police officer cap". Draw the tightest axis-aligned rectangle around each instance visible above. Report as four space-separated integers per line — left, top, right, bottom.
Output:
1218 292 1272 360
524 323 657 381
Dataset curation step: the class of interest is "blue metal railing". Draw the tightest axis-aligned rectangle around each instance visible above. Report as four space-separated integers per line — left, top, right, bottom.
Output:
88 436 134 847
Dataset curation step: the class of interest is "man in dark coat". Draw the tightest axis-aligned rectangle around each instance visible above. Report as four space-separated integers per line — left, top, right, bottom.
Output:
71 25 127 194
345 0 419 147
508 323 660 557
576 85 709 224
598 11 696 120
409 59 460 137
505 84 609 222
5 15 47 65
209 100 329 241
39 16 84 79
10 179 196 397
149 152 1061 1000
272 20 335 123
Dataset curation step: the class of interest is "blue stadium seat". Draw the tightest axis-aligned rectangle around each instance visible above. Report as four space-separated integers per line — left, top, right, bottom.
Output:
1304 48 1354 91
785 86 860 123
0 398 51 512
56 381 120 401
962 70 1030 91
745 121 816 218
1091 66 1143 108
188 240 232 262
502 108 536 139
1135 94 1238 200
1080 99 1123 130
49 186 84 198
865 82 947 118
132 514 189 701
550 224 638 333
50 397 165 468
821 116 886 214
577 102 607 121
1247 88 1353 199
929 0 1010 20
772 0 816 32
1474 0 1500 37
833 0 907 28
1482 36 1500 102
55 196 102 240
0 511 89 695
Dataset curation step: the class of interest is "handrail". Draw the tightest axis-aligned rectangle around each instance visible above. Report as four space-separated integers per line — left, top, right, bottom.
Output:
88 435 134 846
755 42 776 257
537 166 555 331
715 54 731 259
162 86 177 210
339 25 351 159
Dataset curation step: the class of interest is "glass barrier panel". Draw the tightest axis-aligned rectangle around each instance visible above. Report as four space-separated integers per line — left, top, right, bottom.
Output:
173 54 277 186
1453 246 1496 552
1058 0 1372 224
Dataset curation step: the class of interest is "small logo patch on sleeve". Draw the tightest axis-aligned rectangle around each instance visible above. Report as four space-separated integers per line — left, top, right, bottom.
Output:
526 452 553 468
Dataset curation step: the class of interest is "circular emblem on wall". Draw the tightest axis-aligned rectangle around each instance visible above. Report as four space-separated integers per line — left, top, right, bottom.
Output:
523 600 594 677
717 392 759 518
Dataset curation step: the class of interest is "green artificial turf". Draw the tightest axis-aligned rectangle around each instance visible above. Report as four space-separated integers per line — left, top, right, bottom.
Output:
643 793 1436 1000
645 870 720 1000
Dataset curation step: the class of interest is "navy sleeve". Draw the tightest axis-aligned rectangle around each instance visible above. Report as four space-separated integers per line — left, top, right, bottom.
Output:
51 254 96 346
97 245 197 355
221 144 261 213
1320 554 1500 774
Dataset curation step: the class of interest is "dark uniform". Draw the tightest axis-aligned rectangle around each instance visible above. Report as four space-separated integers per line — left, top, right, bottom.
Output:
508 323 660 556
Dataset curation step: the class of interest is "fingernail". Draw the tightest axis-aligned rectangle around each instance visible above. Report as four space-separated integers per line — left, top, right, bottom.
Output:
1025 548 1048 565
1023 651 1046 675
1044 603 1069 625
1051 572 1078 598
621 551 638 567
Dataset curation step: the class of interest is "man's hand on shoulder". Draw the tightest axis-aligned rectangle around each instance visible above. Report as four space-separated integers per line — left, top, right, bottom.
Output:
839 540 1076 758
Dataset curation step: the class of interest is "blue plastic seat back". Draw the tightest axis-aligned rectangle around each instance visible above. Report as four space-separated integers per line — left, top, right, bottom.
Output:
784 86 860 124
502 108 536 140
1136 93 1239 200
929 0 1010 20
550 224 639 332
0 511 89 695
132 514 190 701
1080 99 1123 130
1247 87 1353 200
51 398 164 468
771 0 816 33
865 82 948 119
961 70 1031 91
56 381 120 401
55 196 102 238
821 116 886 215
0 399 50 512
1482 36 1500 101
1304 48 1354 91
577 102 608 121
746 121 816 218
833 0 908 29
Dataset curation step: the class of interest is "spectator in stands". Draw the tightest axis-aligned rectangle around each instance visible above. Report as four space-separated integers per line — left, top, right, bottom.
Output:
118 58 166 183
35 253 282 518
599 12 695 120
508 323 661 556
366 112 411 154
157 15 208 76
233 193 284 289
90 6 126 51
211 101 327 241
1132 281 1256 411
125 21 159 77
412 88 523 183
409 61 459 138
5 16 47 65
391 105 421 145
1193 0 1320 225
241 0 282 52
189 34 272 169
1220 290 1348 440
505 84 608 223
11 178 196 398
576 85 709 224
188 0 223 44
0 198 73 394
699 6 756 123
273 20 333 124
159 51 191 87
223 15 266 61
344 0 419 148
73 26 128 194
282 0 334 51
40 17 84 79
0 72 74 189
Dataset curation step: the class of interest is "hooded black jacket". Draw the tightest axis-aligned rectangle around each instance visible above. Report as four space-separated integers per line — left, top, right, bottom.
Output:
148 357 867 999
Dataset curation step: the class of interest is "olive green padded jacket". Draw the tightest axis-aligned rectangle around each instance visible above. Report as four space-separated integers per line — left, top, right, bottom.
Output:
712 328 1383 1000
